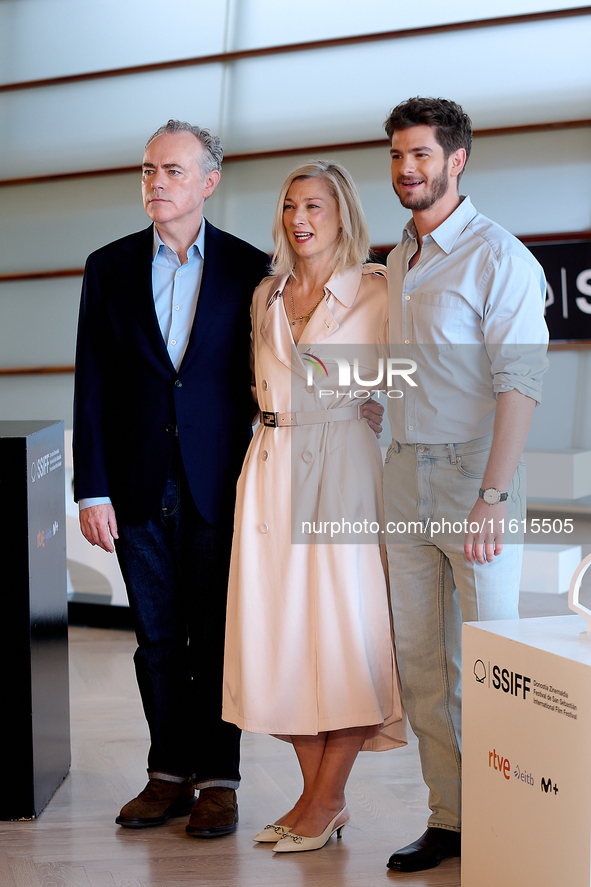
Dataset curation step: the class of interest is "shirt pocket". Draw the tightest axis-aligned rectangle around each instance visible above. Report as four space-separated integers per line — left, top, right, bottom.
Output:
411 291 465 348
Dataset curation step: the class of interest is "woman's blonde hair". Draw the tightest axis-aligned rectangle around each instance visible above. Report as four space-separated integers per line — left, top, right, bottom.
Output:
271 160 370 277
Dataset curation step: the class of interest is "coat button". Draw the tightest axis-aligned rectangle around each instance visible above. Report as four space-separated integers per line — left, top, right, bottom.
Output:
262 380 269 390
259 523 269 534
302 451 313 463
174 379 183 388
165 424 175 434
306 384 315 393
262 450 269 461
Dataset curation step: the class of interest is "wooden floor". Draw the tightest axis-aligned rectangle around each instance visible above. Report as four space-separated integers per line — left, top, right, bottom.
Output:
0 626 461 887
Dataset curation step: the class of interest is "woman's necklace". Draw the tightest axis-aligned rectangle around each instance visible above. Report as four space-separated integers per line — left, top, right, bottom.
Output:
288 276 325 326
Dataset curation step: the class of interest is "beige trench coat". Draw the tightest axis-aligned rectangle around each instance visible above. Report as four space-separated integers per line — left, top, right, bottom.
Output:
222 264 406 751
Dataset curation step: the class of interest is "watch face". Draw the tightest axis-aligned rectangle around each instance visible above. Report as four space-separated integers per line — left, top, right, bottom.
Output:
483 488 500 505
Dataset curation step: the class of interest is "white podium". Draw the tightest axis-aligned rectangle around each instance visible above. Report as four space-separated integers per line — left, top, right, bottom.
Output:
524 448 591 499
462 615 591 887
520 543 582 593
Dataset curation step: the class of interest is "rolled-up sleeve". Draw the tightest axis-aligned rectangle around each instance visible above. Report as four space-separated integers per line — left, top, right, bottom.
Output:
483 253 549 403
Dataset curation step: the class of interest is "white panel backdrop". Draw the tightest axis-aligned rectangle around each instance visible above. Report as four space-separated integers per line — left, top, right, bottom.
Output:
220 18 591 152
230 0 590 47
0 0 590 448
0 0 229 81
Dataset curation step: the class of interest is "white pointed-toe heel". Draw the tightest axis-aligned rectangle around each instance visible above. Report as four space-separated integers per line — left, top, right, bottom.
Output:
273 806 348 853
253 823 291 843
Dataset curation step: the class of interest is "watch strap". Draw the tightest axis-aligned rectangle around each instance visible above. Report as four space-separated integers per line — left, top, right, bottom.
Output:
479 487 508 505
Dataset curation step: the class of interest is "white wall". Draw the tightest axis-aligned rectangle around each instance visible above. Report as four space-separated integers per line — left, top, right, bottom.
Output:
1 0 583 82
2 4 590 176
1 0 590 448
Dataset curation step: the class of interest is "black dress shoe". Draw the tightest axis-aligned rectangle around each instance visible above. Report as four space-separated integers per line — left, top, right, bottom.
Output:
387 827 461 872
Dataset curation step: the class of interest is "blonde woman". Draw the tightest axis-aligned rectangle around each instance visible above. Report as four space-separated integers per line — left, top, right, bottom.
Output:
222 161 405 853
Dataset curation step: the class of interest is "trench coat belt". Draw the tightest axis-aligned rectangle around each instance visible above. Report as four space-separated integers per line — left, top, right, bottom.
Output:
261 404 362 427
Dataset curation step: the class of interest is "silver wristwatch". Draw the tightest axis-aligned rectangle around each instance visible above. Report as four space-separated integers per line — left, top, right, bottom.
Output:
479 487 508 506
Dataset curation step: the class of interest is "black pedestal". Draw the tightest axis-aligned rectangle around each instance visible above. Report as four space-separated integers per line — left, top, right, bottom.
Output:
0 421 71 819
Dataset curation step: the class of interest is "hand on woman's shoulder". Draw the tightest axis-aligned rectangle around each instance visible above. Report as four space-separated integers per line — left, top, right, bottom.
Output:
362 261 387 279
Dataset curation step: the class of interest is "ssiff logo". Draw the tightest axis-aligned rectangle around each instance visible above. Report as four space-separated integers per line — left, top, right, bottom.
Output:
474 660 486 682
472 658 531 700
31 453 51 482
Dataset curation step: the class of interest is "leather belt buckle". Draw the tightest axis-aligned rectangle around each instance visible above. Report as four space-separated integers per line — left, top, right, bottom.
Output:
262 411 278 427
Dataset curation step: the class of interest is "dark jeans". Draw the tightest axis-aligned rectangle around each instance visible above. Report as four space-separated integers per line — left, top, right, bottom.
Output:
114 445 240 786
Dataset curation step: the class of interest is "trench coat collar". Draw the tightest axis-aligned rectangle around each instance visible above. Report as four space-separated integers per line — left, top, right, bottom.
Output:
259 265 363 379
323 264 364 307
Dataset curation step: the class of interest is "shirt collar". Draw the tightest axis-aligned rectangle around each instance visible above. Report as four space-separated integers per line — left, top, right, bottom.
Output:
402 195 478 255
152 219 206 261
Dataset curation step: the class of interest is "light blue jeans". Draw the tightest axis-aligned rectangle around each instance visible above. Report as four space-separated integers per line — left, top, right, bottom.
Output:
383 435 525 831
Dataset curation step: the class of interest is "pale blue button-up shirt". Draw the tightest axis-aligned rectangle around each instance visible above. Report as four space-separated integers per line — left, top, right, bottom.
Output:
152 222 205 371
386 196 549 445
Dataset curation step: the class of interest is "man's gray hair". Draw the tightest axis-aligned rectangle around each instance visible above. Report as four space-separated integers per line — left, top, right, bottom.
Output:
145 120 223 176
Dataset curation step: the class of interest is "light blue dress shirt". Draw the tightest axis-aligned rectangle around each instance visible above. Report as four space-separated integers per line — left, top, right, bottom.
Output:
79 221 206 510
386 196 549 445
152 222 205 371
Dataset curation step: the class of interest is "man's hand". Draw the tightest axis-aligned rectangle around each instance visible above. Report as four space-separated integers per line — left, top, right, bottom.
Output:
79 503 119 553
361 399 385 437
464 498 507 565
463 389 536 565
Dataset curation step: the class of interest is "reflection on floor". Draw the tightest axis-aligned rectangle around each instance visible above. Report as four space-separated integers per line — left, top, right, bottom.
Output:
0 627 457 887
3 553 591 886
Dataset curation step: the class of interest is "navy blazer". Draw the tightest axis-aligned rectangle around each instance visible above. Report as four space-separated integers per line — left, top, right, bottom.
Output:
73 221 269 525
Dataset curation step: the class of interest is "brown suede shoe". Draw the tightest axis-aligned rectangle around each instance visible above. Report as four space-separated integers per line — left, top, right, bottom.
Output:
185 787 238 837
116 778 195 828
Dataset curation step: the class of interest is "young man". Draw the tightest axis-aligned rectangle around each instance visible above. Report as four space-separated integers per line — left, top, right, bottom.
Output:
74 120 268 836
382 97 548 872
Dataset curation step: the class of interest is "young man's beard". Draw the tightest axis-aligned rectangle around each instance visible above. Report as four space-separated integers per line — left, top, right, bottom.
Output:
393 161 450 211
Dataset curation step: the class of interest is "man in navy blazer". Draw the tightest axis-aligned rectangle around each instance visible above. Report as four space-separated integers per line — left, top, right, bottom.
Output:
73 120 268 835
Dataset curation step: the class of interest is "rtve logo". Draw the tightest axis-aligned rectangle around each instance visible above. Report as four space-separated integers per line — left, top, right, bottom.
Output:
489 752 537 789
489 748 511 780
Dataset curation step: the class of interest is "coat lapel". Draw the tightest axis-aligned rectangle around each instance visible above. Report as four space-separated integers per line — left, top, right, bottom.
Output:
259 275 306 378
120 225 174 371
259 267 363 380
180 220 226 371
